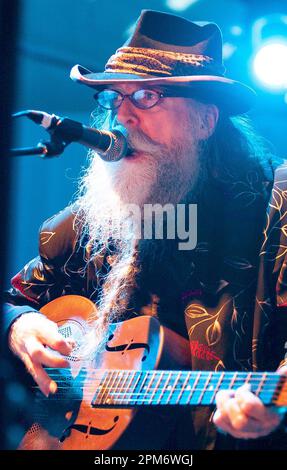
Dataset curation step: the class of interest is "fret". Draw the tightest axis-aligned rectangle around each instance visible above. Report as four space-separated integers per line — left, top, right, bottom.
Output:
244 371 252 389
100 370 112 404
233 372 251 390
190 372 217 405
112 370 126 404
198 372 227 405
91 370 108 406
255 372 267 396
165 372 182 405
103 370 118 405
122 370 136 404
147 371 160 405
91 369 287 407
95 370 114 405
216 373 233 394
197 372 212 405
149 371 165 405
229 371 238 392
132 371 152 405
168 372 183 405
257 372 277 405
138 371 155 405
209 372 225 405
160 371 174 405
129 371 145 405
176 372 191 405
155 371 171 405
186 372 201 405
178 371 193 405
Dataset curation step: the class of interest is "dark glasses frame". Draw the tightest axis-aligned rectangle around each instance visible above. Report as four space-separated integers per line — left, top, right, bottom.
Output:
93 86 197 110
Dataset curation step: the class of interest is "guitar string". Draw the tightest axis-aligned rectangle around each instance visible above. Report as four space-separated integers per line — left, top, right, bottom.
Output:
42 369 286 381
35 380 286 392
32 370 287 401
32 395 287 406
33 375 286 388
32 387 287 399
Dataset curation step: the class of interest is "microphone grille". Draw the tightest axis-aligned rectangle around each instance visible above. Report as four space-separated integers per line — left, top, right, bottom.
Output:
100 130 127 162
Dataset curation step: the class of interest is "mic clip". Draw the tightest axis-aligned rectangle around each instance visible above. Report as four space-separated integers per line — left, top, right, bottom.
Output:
10 111 71 158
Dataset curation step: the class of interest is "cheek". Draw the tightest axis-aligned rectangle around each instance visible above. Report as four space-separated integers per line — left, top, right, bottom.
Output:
139 103 191 146
141 117 176 145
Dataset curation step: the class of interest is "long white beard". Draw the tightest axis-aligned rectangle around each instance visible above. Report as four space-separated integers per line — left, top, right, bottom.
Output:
76 122 204 244
73 107 207 356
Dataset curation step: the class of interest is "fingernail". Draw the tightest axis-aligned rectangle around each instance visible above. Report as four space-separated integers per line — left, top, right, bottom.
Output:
49 381 57 394
237 383 251 393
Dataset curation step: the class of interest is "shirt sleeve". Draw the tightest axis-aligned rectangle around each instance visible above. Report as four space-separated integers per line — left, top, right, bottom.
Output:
3 205 79 336
258 163 287 370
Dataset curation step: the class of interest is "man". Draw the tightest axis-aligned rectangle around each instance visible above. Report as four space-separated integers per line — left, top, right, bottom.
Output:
4 10 287 449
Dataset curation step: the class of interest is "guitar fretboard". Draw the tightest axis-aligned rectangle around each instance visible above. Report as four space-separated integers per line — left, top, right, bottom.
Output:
89 370 287 407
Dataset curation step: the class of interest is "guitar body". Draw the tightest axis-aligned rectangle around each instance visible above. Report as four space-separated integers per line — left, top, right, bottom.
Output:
19 295 190 450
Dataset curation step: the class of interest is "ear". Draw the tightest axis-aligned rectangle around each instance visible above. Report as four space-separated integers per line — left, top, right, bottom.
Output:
199 104 219 140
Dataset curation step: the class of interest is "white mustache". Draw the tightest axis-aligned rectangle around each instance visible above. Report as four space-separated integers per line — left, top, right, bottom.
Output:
126 130 165 155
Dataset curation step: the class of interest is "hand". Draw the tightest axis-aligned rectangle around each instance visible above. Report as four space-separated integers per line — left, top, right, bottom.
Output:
9 312 75 397
213 368 287 439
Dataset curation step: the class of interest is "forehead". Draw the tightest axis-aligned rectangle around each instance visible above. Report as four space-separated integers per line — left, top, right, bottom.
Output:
105 83 162 93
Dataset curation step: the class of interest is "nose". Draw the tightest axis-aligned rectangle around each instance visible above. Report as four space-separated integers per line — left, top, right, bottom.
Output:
115 96 140 128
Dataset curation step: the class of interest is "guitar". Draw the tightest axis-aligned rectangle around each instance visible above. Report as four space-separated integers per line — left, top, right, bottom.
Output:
19 295 287 450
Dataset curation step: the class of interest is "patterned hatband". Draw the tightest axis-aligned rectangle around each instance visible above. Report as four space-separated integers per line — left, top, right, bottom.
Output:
105 46 226 77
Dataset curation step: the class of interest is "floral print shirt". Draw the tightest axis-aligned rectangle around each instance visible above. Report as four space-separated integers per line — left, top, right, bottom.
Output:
4 158 287 449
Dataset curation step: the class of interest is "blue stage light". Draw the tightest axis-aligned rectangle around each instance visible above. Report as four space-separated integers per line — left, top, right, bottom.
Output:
252 41 287 90
166 0 199 12
251 14 287 92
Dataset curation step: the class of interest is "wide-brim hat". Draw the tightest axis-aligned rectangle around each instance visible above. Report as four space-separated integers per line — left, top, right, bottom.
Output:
70 9 256 115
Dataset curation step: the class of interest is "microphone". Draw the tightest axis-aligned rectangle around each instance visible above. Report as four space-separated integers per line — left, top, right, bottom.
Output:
12 110 127 161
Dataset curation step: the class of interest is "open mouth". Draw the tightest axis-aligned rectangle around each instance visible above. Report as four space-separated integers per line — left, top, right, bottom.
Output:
126 147 134 156
125 147 137 158
125 147 148 160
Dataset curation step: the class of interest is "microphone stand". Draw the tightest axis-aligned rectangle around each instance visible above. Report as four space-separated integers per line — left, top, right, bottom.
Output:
10 113 70 158
10 138 68 158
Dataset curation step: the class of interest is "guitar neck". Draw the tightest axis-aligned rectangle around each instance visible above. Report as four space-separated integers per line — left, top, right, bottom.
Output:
91 370 287 407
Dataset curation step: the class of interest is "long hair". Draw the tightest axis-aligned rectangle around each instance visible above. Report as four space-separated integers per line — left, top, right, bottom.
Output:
208 114 275 191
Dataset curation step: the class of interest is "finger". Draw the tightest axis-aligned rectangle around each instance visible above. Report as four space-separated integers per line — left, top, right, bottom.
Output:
213 408 233 434
213 409 256 437
277 365 287 376
25 337 70 368
222 396 251 431
225 398 279 434
216 390 252 431
213 408 277 439
22 352 57 397
37 327 75 355
235 386 281 426
33 362 58 397
235 386 268 419
215 389 235 410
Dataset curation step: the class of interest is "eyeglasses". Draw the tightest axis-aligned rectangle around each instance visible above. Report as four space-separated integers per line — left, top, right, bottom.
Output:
93 87 194 111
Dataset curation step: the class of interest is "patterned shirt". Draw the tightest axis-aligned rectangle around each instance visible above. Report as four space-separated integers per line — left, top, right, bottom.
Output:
4 158 287 449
